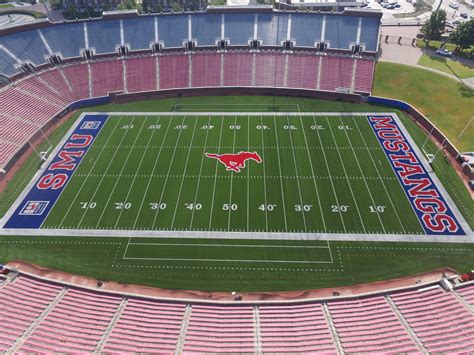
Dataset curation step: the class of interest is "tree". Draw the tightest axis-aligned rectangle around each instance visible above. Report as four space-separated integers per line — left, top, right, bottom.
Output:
450 19 474 51
421 9 447 43
117 0 136 10
171 2 182 11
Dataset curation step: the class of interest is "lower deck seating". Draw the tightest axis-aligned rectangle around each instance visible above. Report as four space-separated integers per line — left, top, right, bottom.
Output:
0 275 63 352
390 286 474 353
19 288 122 353
455 283 474 306
1 273 472 353
327 295 418 353
259 303 336 352
125 56 157 93
0 50 375 171
183 305 255 353
102 298 185 352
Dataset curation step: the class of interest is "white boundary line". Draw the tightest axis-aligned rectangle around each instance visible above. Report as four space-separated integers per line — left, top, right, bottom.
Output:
2 112 472 243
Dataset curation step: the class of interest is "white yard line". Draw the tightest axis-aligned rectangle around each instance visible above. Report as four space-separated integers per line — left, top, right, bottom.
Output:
189 116 212 229
170 117 199 229
122 256 334 264
129 242 331 248
285 116 307 232
325 116 367 234
208 117 225 230
152 116 188 229
94 117 148 228
299 114 326 231
247 115 250 232
352 116 406 234
272 115 288 232
227 116 238 231
131 116 174 229
260 115 269 232
57 117 124 228
311 115 346 233
114 116 159 229
336 115 386 234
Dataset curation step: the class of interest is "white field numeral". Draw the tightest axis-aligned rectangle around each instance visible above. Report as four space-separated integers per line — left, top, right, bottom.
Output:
229 125 241 130
122 124 134 129
370 205 386 213
310 125 324 130
175 125 188 130
284 125 297 130
338 125 352 130
256 125 270 130
185 203 202 210
148 124 161 129
149 202 167 210
115 202 131 209
259 204 277 211
332 205 349 212
295 204 313 212
223 203 238 211
80 202 96 209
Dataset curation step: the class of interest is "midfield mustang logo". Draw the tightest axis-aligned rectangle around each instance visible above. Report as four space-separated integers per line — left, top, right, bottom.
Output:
205 151 262 173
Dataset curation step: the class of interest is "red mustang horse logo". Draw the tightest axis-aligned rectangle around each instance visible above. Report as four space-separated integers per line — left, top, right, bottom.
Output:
205 151 262 173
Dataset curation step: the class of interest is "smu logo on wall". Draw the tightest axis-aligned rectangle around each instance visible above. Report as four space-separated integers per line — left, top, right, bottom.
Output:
4 115 109 229
367 115 464 236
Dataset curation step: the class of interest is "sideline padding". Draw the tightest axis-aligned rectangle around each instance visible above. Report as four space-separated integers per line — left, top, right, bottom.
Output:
4 114 109 229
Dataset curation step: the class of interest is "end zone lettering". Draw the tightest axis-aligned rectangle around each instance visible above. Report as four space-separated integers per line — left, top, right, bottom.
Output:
368 115 464 236
4 114 109 229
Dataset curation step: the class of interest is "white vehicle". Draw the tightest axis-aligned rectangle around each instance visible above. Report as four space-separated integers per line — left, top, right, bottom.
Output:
449 2 459 9
435 48 453 57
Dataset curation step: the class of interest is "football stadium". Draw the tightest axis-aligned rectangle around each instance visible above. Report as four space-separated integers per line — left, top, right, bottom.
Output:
0 3 473 353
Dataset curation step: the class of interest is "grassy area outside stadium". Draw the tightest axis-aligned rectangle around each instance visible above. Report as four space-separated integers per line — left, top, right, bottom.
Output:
0 63 473 292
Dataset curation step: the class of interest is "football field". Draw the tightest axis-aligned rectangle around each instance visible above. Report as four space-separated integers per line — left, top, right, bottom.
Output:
44 112 425 235
3 112 468 239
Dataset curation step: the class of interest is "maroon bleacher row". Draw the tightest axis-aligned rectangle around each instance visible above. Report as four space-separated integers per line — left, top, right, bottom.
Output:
0 52 374 169
1 274 473 353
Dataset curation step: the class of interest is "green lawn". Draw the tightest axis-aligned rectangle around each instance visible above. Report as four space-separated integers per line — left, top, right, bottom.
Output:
0 235 473 292
418 53 474 79
0 3 14 8
373 62 474 152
